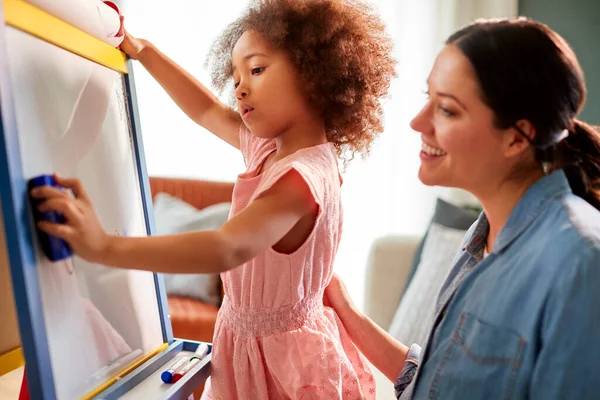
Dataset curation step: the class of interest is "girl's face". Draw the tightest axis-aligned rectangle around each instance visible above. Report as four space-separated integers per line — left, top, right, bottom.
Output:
231 30 315 139
410 45 526 196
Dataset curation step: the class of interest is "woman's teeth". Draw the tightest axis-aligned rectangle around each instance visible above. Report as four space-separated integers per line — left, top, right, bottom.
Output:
422 143 447 156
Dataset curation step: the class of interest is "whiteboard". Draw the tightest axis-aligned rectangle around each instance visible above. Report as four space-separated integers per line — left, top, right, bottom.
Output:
5 26 164 399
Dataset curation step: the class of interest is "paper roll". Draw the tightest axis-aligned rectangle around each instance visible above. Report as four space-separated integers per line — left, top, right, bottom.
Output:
25 0 124 47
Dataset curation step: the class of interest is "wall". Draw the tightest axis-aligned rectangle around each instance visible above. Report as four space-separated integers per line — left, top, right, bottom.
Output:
519 0 600 124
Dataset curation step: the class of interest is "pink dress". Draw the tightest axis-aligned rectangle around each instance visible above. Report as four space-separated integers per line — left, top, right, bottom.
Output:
201 129 375 399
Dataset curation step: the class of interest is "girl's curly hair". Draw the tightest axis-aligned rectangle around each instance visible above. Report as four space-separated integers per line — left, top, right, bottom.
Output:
205 0 397 159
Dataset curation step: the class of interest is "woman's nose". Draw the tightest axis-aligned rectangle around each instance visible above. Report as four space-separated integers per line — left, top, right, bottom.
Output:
410 104 432 135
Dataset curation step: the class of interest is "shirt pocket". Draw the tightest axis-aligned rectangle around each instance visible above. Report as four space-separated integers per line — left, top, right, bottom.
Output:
429 311 526 400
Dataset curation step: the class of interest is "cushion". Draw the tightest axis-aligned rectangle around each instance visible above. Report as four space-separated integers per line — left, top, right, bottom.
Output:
387 222 469 345
404 198 479 298
153 192 232 233
152 193 231 306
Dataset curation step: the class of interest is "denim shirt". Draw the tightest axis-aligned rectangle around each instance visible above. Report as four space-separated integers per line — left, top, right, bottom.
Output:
396 170 600 400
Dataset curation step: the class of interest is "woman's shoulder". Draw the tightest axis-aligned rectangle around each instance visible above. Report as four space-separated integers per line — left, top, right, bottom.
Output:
530 193 600 275
553 192 600 249
541 196 600 302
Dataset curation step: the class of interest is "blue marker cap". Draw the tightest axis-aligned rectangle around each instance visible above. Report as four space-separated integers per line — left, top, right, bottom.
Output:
160 370 174 384
28 174 72 261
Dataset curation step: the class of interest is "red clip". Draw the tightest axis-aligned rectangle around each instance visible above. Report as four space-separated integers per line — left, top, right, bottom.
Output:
18 367 29 400
103 1 124 49
102 1 120 15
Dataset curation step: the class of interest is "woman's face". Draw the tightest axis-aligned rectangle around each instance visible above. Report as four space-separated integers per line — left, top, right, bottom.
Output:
410 45 518 195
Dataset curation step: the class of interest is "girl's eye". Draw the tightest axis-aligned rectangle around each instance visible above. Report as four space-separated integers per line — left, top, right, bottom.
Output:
234 81 240 89
251 67 265 75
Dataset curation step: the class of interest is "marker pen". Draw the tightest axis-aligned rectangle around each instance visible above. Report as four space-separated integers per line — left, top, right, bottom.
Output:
191 343 209 361
161 357 188 384
172 358 201 383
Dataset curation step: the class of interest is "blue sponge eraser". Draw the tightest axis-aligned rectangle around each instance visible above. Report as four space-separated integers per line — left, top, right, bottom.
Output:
28 174 72 262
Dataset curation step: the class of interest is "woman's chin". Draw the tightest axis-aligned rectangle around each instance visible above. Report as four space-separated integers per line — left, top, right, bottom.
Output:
418 168 442 187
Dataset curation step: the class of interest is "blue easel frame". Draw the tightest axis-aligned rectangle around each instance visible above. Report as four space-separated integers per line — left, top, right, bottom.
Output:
94 340 212 400
0 3 56 398
124 60 174 345
0 2 209 399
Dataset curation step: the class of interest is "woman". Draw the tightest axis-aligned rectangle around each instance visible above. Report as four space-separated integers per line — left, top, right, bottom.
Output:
325 17 600 399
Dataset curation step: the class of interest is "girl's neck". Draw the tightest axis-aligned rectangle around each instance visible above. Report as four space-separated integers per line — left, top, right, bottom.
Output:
274 115 328 160
477 171 544 252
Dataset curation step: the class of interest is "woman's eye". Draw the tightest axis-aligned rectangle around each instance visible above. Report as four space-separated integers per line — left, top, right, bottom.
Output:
234 81 240 89
438 105 456 117
251 67 265 75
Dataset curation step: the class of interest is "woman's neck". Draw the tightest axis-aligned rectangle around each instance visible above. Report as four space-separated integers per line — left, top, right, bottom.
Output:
478 171 544 252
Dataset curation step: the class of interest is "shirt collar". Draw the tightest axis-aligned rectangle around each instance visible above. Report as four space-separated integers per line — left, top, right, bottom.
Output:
464 169 571 257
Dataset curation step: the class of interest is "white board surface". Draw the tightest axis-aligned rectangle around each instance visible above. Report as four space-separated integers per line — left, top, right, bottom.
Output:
5 26 164 399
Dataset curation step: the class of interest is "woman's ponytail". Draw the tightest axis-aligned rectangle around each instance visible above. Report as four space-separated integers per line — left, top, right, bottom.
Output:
556 119 600 210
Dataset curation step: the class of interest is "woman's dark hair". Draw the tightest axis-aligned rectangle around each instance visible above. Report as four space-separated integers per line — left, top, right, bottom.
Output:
447 17 600 210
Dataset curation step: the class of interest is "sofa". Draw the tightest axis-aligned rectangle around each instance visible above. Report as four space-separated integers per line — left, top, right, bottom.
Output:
148 176 234 343
362 198 480 400
364 235 420 399
364 235 420 331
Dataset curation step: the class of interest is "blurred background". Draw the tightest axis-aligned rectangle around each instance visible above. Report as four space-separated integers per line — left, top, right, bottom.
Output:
119 0 598 311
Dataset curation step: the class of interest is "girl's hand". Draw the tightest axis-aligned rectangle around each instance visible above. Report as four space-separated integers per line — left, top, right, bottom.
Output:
324 273 355 315
118 17 148 60
30 175 110 264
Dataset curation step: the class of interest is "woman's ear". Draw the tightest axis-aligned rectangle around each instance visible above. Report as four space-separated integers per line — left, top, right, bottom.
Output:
503 119 536 158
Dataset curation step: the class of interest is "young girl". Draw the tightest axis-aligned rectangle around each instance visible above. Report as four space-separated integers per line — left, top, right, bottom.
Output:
32 0 397 398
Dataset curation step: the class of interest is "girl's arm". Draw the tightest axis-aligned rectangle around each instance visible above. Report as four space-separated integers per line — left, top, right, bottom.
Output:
324 275 411 382
31 172 316 273
122 30 242 149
